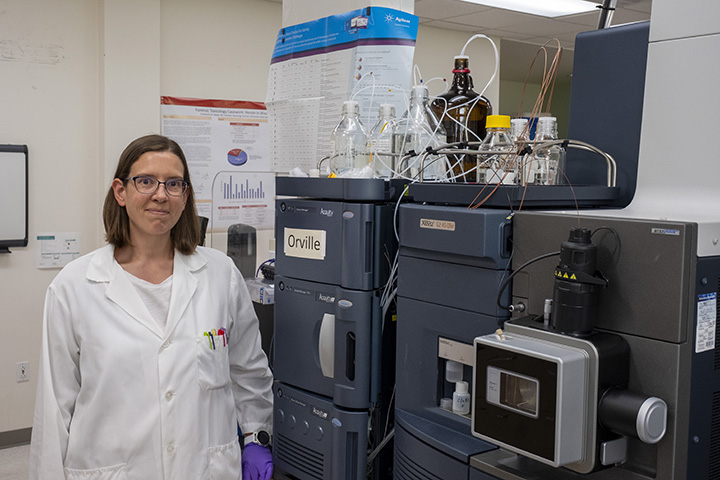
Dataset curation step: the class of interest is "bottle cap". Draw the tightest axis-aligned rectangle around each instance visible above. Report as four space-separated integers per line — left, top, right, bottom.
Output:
536 116 558 136
486 115 511 129
537 116 557 125
411 84 429 101
445 360 463 383
379 103 395 117
455 380 469 394
453 55 470 72
341 100 360 116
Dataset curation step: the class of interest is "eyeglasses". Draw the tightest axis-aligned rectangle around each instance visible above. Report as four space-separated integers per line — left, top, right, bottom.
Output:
126 176 189 196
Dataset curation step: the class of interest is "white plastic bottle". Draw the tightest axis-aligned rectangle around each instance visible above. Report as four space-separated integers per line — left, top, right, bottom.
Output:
452 380 471 415
368 103 396 178
394 85 448 181
477 115 515 184
330 100 369 176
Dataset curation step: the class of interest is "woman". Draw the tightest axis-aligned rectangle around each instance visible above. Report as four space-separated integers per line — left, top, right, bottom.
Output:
31 134 273 479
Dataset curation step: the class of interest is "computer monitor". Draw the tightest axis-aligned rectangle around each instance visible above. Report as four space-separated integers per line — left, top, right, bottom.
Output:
0 145 28 253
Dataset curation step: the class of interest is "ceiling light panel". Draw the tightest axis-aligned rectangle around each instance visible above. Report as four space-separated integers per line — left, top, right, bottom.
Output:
458 0 601 18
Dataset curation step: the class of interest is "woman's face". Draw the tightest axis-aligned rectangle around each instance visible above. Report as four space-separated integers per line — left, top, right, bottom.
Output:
112 150 188 243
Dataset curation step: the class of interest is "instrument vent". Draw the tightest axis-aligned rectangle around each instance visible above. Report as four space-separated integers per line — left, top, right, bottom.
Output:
709 391 720 479
275 432 324 480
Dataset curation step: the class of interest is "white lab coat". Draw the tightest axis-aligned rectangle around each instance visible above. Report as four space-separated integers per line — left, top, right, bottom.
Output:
30 245 273 480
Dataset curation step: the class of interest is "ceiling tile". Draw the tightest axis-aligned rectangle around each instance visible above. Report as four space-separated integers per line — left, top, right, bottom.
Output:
414 0 489 20
412 0 651 46
502 17 589 37
443 8 540 29
420 19 484 32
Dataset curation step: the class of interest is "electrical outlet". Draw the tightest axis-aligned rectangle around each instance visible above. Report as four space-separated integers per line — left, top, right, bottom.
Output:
16 361 29 382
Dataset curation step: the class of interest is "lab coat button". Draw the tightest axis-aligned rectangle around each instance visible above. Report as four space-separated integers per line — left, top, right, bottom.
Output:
161 340 171 349
166 444 175 454
165 391 174 400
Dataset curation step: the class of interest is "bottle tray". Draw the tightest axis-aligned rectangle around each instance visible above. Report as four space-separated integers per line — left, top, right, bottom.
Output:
276 177 409 201
408 182 620 208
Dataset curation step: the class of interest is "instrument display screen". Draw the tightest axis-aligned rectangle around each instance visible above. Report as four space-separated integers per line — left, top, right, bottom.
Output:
487 366 539 418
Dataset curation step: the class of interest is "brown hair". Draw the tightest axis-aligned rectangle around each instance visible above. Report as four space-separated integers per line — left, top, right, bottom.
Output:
103 134 200 255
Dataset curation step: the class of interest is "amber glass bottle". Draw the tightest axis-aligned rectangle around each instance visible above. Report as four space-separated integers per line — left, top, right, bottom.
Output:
431 56 492 182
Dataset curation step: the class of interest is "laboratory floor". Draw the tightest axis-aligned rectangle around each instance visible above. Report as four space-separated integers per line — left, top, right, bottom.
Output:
0 443 30 479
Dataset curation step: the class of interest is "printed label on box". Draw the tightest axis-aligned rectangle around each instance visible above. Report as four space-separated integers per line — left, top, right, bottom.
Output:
283 227 326 260
696 292 717 353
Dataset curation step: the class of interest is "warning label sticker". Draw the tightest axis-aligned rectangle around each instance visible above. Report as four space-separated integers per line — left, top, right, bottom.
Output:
696 292 717 353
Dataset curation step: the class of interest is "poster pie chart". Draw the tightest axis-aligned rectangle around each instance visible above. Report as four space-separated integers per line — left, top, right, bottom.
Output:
227 149 248 166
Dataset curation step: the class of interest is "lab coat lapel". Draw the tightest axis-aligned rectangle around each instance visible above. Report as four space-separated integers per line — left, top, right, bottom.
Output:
88 245 164 338
164 250 205 338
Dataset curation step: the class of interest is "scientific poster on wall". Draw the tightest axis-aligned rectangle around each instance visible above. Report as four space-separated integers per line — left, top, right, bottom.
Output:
161 97 275 232
266 7 418 173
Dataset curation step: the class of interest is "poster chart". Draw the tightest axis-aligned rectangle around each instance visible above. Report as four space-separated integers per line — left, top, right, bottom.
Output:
161 97 275 232
266 7 418 173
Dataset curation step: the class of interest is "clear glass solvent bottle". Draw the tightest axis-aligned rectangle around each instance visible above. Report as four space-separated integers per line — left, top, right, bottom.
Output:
531 116 565 185
330 100 369 176
431 56 492 182
477 115 515 184
368 103 396 178
394 85 448 181
511 118 531 184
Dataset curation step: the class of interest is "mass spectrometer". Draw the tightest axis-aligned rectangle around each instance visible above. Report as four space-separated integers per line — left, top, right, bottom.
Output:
470 212 718 479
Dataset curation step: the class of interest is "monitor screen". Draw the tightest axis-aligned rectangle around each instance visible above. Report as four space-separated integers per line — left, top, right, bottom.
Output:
0 145 28 253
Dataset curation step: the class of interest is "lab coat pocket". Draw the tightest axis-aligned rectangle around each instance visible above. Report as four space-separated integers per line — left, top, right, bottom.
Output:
64 463 128 480
196 334 231 389
208 439 242 480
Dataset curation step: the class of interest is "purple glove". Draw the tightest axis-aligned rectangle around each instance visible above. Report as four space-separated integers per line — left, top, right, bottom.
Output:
242 442 273 480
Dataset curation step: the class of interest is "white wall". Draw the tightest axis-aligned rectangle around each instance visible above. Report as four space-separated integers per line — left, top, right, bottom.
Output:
160 0 281 101
0 0 101 436
102 0 162 187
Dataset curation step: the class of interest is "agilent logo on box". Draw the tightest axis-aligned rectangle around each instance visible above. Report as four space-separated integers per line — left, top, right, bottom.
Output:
284 227 326 260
